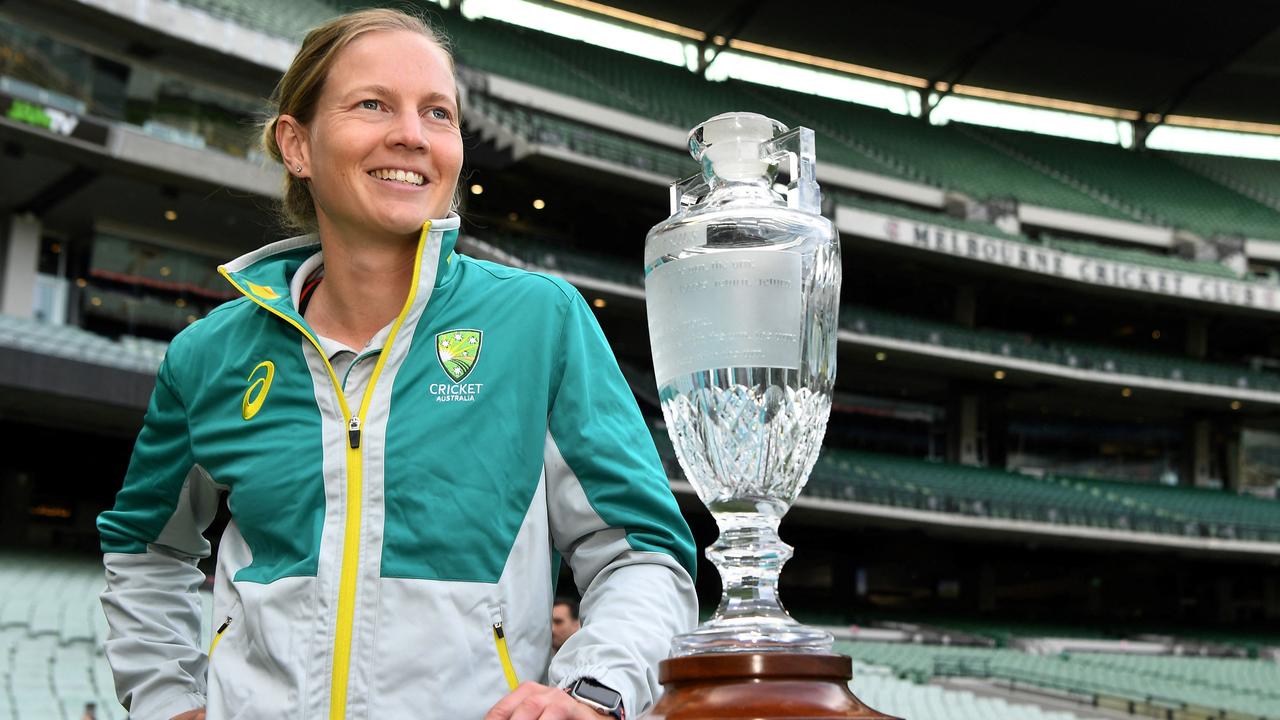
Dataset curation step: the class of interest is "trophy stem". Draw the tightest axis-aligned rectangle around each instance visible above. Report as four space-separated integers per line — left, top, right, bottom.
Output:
708 508 790 620
670 498 833 656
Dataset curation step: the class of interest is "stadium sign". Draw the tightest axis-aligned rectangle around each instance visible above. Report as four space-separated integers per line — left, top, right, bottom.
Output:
837 205 1280 313
0 91 109 147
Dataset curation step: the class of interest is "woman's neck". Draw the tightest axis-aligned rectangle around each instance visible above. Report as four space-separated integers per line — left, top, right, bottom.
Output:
305 227 419 350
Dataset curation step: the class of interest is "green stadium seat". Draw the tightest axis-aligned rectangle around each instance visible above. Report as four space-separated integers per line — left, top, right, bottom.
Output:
1167 152 1280 212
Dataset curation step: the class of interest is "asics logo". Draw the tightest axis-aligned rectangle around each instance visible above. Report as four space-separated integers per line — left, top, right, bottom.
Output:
242 360 275 420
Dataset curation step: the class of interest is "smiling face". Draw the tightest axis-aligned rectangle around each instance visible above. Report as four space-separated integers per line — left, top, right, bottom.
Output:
285 30 462 244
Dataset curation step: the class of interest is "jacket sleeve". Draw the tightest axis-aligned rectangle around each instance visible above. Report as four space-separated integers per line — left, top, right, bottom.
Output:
544 289 698 716
97 355 221 719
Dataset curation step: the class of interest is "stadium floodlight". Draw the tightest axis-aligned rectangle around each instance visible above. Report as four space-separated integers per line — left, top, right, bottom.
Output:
1146 124 1280 161
705 51 914 116
929 94 1130 146
461 0 688 67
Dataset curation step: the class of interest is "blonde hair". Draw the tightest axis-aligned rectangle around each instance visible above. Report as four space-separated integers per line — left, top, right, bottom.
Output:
260 8 458 234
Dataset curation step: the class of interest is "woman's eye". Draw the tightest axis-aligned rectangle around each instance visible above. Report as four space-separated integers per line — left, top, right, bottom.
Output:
360 99 380 111
428 107 451 121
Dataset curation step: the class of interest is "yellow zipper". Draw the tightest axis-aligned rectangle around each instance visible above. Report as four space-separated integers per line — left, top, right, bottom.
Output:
208 616 232 658
216 221 433 720
492 622 520 691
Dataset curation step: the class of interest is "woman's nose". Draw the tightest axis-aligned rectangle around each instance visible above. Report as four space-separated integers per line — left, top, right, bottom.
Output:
387 111 428 150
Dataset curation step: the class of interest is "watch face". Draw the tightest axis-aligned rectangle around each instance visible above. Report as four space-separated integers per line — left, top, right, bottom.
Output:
574 678 621 711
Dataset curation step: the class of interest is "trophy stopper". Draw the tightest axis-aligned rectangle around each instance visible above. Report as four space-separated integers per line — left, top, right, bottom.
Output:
696 112 779 181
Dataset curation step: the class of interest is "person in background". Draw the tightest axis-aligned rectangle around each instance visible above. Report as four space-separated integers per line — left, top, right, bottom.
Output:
96 8 696 720
552 597 582 652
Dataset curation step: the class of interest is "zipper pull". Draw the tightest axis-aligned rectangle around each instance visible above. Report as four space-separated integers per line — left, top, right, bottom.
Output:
492 622 505 640
216 616 233 635
348 416 362 449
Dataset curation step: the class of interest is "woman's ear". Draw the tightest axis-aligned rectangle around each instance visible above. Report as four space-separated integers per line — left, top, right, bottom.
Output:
276 114 309 178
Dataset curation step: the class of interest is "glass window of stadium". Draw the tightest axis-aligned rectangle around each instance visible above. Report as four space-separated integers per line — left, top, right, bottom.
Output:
1006 417 1184 485
79 233 234 341
0 22 264 156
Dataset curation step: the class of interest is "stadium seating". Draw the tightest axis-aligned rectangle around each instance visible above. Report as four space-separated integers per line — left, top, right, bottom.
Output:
0 551 217 720
647 416 1280 542
974 126 1280 241
0 314 166 374
743 87 1136 221
468 93 696 180
0 553 117 719
835 641 1280 719
465 231 643 289
1169 152 1280 212
805 448 1280 542
849 662 1084 720
838 303 1280 393
166 0 337 39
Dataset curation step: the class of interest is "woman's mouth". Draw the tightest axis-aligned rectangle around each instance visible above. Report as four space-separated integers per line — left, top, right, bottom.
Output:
367 168 425 186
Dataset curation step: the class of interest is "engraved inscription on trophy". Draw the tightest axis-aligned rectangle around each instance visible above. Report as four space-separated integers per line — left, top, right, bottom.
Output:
647 250 801 387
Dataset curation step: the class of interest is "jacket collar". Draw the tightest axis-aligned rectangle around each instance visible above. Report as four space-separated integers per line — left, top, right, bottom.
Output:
217 215 461 332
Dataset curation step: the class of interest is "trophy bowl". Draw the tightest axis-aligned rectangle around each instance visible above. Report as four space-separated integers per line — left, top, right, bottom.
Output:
644 112 841 656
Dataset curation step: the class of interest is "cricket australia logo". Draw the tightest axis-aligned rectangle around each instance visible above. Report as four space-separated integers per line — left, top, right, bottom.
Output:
431 329 484 402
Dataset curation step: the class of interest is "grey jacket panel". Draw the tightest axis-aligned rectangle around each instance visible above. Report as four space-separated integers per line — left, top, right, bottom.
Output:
101 464 220 719
544 432 698 715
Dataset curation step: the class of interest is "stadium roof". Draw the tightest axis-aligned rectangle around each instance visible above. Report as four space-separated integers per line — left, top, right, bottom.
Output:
568 0 1280 129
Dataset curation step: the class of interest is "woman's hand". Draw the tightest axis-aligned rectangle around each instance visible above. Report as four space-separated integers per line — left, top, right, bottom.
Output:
485 682 607 719
170 709 206 720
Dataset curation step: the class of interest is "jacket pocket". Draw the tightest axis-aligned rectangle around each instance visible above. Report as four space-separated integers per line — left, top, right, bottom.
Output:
488 604 520 692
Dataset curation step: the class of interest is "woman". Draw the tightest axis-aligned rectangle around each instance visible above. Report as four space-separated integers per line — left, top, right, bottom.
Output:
97 9 696 719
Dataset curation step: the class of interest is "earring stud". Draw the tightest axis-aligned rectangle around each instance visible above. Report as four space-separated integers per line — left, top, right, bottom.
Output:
295 164 303 173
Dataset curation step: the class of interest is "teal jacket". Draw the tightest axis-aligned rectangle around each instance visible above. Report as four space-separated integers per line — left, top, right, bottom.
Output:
98 215 697 719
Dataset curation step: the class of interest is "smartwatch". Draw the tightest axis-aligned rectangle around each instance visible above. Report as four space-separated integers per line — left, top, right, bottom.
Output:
567 677 624 719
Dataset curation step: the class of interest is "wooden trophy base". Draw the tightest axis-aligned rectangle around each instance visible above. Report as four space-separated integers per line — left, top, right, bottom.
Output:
644 652 900 719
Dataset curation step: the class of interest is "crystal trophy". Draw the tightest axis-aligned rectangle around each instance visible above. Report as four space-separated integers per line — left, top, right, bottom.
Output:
645 112 841 655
